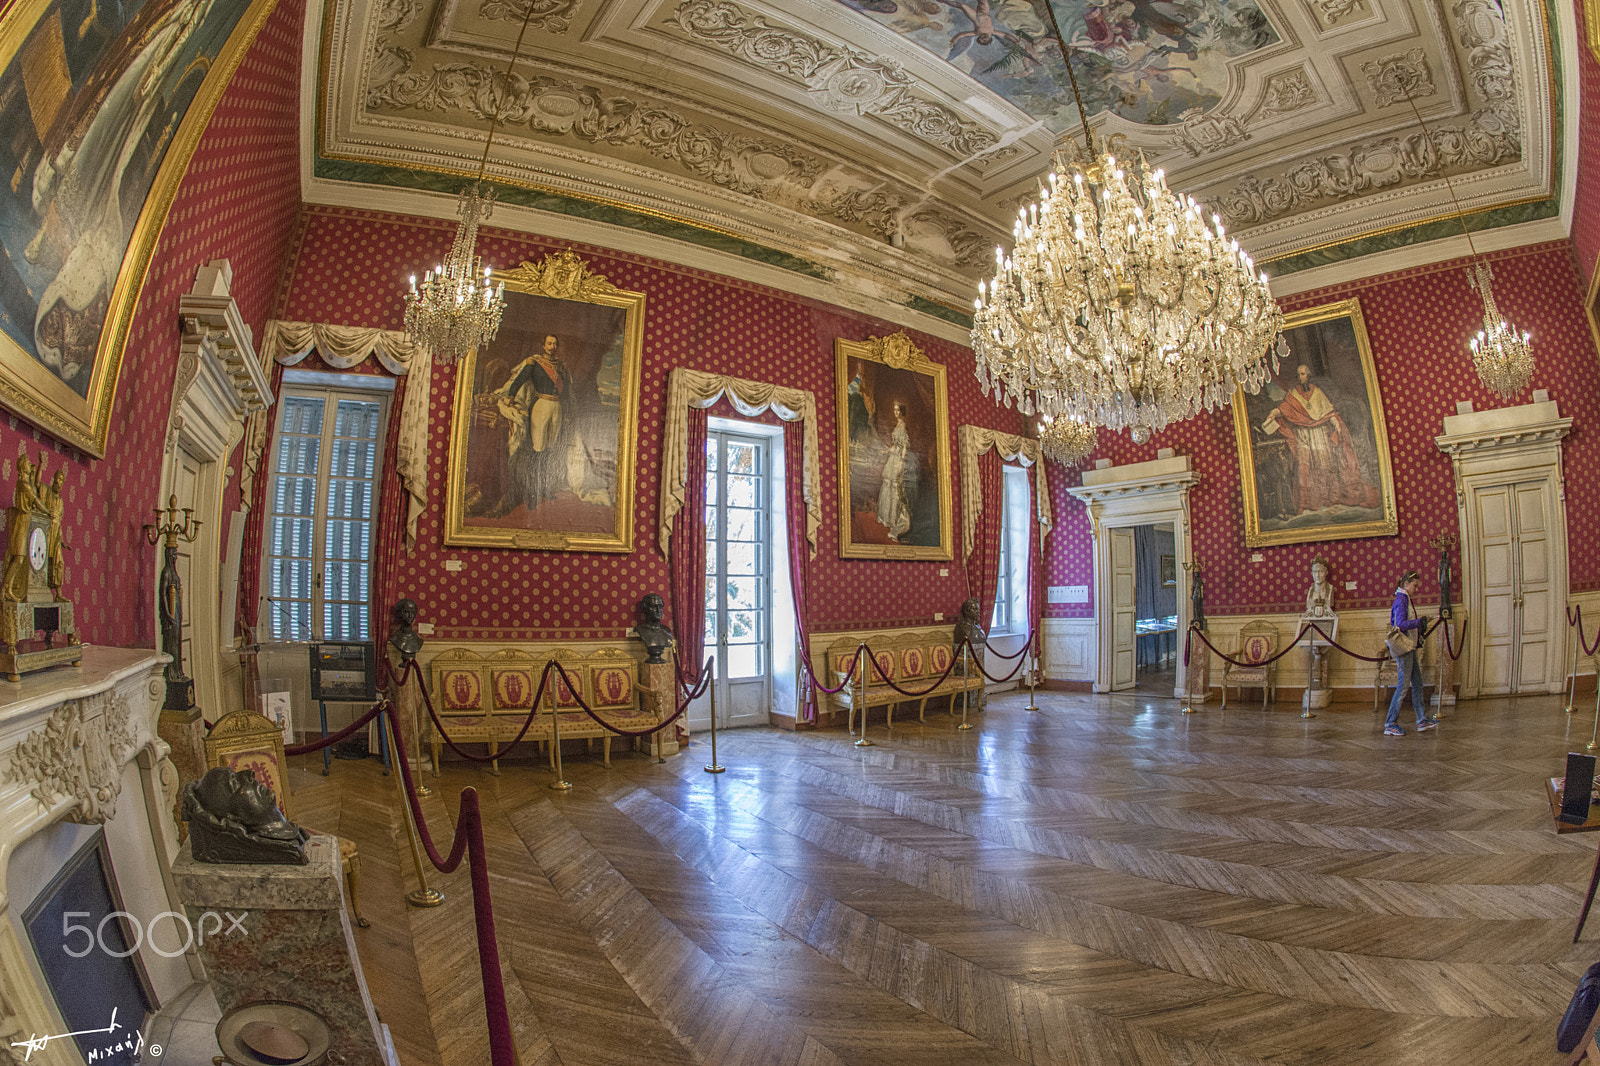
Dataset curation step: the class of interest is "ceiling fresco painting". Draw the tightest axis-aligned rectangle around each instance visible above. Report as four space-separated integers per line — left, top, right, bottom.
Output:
831 0 1279 127
313 0 1557 324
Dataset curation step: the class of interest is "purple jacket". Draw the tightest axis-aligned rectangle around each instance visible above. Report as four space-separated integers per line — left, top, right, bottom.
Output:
1390 589 1424 633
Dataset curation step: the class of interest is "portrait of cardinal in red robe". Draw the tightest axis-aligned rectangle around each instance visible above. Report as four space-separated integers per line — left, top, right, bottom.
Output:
1262 363 1381 516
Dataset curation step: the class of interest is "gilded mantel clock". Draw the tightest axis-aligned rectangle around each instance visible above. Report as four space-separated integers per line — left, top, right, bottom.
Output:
0 450 79 681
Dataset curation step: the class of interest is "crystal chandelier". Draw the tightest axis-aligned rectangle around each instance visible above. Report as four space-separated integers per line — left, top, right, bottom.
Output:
971 8 1285 434
1037 414 1098 466
405 183 505 365
1401 91 1533 399
402 7 539 366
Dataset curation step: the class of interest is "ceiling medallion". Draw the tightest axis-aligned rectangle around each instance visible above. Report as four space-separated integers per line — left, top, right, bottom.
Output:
970 5 1285 434
404 7 547 365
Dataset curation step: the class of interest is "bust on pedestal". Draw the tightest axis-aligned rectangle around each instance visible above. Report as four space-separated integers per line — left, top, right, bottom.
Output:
1298 557 1338 714
633 594 680 757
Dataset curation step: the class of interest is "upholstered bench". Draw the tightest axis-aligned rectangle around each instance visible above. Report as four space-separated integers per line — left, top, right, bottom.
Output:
826 630 984 731
427 646 663 775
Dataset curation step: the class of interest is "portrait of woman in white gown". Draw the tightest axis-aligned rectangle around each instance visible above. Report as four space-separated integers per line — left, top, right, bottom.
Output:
876 403 912 541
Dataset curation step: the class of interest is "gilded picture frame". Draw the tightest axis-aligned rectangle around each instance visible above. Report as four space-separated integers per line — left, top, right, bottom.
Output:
1232 298 1398 547
0 0 280 457
835 332 953 560
444 252 645 552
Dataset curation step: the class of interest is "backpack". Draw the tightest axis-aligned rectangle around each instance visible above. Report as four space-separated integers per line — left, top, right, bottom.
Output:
1558 961 1600 1052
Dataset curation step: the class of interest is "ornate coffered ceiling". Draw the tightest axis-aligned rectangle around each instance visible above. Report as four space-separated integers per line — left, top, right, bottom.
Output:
315 0 1557 320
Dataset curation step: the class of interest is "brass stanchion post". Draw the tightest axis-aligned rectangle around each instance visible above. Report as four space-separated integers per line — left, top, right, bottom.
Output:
387 712 443 908
957 643 974 731
1432 618 1448 721
706 655 725 771
1588 680 1600 752
1181 627 1197 714
854 643 874 747
407 667 432 798
549 671 573 791
1568 610 1580 714
1025 634 1040 712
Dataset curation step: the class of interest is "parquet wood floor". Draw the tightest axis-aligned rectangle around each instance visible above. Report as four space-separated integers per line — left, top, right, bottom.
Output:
290 688 1600 1064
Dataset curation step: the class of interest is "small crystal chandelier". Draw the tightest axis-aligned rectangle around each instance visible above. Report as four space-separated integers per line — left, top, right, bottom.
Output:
1037 415 1098 466
402 7 540 365
405 184 505 365
970 8 1285 434
1402 91 1533 399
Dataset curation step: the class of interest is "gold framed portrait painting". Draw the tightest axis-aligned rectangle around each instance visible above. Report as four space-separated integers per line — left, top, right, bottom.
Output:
0 0 279 456
1232 298 1398 548
835 333 953 560
444 252 645 552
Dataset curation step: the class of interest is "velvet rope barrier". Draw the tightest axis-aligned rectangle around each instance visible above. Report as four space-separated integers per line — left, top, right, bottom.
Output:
548 659 707 738
1570 605 1600 657
984 636 1034 661
966 640 1032 684
412 662 554 763
281 683 515 1066
378 698 515 1066
1186 620 1441 673
1444 616 1468 661
860 646 965 698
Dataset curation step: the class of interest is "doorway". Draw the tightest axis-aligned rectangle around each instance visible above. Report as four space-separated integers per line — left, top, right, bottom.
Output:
687 419 796 730
1131 523 1179 693
1471 477 1560 695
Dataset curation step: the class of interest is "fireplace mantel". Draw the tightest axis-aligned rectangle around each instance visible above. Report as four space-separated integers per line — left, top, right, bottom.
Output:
0 647 176 1066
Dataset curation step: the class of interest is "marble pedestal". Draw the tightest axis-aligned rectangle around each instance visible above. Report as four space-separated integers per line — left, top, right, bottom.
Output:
641 660 681 757
158 705 206 833
171 836 396 1065
1300 613 1337 712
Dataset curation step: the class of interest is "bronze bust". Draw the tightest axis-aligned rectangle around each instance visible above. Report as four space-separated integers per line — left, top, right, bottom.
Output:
953 596 987 669
634 593 674 664
182 767 309 865
388 597 424 663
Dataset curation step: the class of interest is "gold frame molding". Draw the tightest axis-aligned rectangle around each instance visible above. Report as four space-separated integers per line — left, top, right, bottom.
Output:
444 252 645 552
1232 298 1398 548
834 333 953 561
0 0 280 457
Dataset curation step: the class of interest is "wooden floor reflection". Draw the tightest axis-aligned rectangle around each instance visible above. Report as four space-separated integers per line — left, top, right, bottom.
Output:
290 688 1600 1065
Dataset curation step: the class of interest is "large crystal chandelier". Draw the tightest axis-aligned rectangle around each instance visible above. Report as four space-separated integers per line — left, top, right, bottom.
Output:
405 183 505 365
971 9 1285 434
402 7 539 366
1402 91 1533 399
1037 414 1097 466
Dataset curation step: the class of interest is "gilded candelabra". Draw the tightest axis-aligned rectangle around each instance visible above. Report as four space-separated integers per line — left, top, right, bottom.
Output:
145 495 201 711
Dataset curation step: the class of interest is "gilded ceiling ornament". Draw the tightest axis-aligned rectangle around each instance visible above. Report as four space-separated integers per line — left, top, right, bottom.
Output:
1363 48 1435 106
480 0 580 34
865 331 925 370
497 251 621 301
670 0 998 159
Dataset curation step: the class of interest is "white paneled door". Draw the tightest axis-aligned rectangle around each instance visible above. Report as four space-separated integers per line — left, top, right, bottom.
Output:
1473 478 1555 695
702 430 771 729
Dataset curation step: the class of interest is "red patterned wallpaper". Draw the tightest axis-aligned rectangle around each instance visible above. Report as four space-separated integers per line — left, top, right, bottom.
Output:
1572 1 1600 284
0 0 304 648
1054 240 1600 622
270 206 1026 640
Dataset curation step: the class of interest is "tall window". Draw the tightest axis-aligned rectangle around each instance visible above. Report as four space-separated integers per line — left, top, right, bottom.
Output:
704 430 770 682
992 464 1031 634
262 381 389 642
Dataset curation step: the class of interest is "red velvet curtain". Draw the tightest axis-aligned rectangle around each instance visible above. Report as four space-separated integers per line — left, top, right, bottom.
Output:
1027 463 1045 665
669 408 710 688
370 374 408 655
783 419 816 721
967 449 1004 626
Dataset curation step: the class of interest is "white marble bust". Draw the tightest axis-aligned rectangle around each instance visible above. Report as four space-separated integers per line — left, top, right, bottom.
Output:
1303 557 1336 619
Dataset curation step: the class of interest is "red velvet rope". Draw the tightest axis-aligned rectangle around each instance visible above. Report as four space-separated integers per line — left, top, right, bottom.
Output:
860 645 965 698
967 639 1032 684
415 662 554 763
548 659 704 737
1443 616 1468 661
985 635 1033 661
1570 605 1600 657
280 687 515 1065
1186 618 1447 672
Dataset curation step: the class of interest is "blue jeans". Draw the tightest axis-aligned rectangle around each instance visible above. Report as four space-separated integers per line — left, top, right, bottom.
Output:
1385 651 1427 728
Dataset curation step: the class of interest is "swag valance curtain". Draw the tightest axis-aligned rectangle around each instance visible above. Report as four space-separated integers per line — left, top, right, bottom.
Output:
659 369 821 559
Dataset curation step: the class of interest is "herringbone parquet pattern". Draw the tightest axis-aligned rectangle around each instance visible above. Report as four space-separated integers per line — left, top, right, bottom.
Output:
291 689 1600 1065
